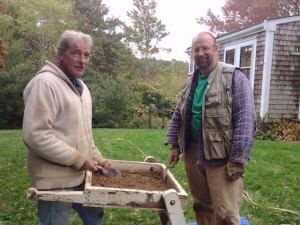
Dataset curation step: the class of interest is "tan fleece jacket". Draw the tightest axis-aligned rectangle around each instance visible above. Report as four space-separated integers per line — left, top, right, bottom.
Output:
22 60 107 189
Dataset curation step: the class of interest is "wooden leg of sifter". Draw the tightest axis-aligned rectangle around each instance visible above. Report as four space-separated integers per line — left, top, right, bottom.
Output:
161 189 186 225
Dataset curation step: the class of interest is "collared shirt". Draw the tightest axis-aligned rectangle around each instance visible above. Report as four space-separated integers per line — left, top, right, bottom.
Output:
52 60 83 95
165 68 257 166
72 78 82 94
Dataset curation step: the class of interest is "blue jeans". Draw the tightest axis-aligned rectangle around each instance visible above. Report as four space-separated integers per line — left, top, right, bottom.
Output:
38 184 104 225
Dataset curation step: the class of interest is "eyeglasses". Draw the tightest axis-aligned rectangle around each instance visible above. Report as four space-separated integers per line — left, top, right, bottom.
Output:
192 45 215 54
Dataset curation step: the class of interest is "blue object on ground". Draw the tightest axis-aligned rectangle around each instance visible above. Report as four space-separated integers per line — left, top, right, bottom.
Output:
240 216 250 225
187 215 250 225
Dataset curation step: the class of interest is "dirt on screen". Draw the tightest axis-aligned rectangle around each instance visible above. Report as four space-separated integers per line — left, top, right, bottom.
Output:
92 170 168 191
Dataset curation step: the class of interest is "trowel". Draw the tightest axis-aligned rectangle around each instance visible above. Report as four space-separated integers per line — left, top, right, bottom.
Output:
96 165 122 178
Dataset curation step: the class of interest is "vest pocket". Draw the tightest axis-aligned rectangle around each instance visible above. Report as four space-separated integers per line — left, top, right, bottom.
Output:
204 129 233 160
205 90 221 106
205 107 230 127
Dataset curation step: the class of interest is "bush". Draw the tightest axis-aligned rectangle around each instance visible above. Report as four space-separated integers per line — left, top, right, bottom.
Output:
255 130 276 140
255 119 300 142
272 120 300 142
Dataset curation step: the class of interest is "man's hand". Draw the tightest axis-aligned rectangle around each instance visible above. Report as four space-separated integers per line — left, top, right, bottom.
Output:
80 157 98 172
168 147 181 166
225 161 245 181
80 158 113 172
102 160 112 169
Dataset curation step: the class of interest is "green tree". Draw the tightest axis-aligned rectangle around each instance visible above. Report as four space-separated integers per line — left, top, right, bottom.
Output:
132 82 175 124
198 0 300 35
0 0 77 129
124 0 170 77
83 70 135 128
0 0 5 69
154 59 188 100
14 0 77 65
73 0 134 75
0 0 7 69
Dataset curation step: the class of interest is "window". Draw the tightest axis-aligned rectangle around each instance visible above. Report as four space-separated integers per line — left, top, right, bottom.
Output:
240 45 252 79
223 39 256 88
225 49 235 65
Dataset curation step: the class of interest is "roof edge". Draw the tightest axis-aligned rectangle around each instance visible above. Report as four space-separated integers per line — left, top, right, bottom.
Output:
217 15 300 44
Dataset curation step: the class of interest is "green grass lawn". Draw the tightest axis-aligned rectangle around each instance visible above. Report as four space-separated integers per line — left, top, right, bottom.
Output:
0 129 299 225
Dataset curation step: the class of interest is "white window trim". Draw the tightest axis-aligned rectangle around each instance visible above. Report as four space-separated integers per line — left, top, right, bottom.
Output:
298 98 300 120
223 39 257 89
260 30 275 120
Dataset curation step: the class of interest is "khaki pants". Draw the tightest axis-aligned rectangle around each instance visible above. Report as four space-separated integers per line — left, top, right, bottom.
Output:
184 141 243 225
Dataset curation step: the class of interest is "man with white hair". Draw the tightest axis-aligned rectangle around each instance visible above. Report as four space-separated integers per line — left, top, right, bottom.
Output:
23 30 112 225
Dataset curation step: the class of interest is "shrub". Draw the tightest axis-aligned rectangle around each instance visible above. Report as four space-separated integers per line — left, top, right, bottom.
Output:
272 120 300 142
255 119 300 142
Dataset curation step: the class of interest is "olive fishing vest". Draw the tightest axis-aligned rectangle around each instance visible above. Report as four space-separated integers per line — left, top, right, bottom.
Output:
178 62 237 160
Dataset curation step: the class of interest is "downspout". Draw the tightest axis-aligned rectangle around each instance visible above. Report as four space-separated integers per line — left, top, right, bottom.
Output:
260 21 277 121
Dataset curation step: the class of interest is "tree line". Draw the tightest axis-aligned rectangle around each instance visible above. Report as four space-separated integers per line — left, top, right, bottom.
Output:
0 0 187 129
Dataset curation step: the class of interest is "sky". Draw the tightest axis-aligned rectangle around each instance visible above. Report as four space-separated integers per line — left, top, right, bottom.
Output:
103 0 225 62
